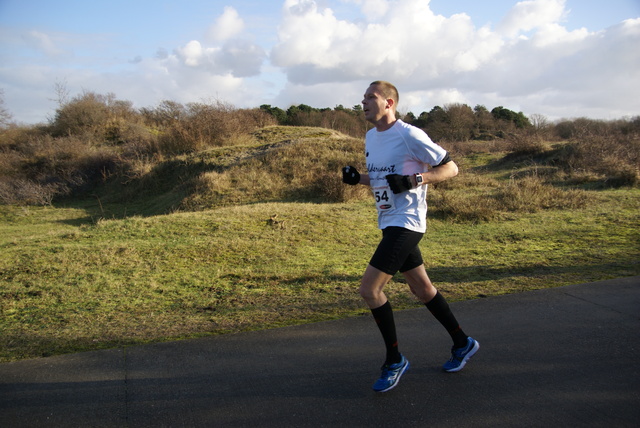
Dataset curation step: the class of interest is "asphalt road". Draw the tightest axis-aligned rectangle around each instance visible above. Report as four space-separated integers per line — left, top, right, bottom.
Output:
1 276 639 427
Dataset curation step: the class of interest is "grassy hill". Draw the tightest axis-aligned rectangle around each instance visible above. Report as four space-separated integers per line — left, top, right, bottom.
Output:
1 125 638 362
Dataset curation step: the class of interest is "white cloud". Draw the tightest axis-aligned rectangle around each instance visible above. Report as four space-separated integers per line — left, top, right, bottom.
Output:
174 38 265 77
207 6 245 42
529 22 589 47
174 5 266 79
497 0 568 37
139 54 247 104
269 0 639 120
23 30 68 57
177 40 208 67
271 0 507 86
272 0 362 70
344 0 390 21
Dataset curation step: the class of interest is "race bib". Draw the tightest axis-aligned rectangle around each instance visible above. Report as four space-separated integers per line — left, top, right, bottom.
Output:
373 185 395 211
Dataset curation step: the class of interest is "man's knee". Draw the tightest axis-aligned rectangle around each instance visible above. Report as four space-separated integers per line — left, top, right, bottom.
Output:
359 282 378 301
360 264 393 306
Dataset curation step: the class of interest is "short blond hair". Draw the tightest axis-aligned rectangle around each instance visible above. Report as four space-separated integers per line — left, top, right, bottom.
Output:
370 81 399 107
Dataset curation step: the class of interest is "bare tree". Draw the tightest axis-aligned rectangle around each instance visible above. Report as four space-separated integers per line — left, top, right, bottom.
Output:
0 88 13 127
51 78 71 107
529 113 550 138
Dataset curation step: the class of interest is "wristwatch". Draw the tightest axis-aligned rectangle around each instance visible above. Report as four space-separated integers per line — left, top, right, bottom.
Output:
414 173 424 186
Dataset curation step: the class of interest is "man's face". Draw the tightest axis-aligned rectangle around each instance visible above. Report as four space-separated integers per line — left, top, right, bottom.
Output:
362 84 390 124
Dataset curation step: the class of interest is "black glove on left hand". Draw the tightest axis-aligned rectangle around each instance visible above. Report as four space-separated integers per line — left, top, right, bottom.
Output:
385 174 413 194
342 166 360 185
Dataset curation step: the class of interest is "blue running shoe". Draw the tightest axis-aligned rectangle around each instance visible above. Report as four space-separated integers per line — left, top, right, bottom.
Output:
373 355 409 392
443 337 479 373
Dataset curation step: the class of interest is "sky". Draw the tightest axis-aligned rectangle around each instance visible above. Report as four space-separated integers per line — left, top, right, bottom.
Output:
1 0 639 125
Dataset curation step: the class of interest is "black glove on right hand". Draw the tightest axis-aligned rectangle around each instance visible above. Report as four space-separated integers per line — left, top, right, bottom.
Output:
342 166 360 185
385 174 413 194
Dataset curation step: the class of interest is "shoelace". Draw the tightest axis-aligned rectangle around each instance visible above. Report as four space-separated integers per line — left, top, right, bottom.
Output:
449 346 467 361
380 361 403 377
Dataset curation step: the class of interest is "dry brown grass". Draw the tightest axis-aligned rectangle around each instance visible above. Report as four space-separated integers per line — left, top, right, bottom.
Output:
0 93 637 213
179 127 370 210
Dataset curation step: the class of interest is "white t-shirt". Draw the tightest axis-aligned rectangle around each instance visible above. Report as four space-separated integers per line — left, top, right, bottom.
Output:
365 119 448 233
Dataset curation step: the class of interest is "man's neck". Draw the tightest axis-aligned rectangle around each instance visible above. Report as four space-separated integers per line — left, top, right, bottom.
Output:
375 116 397 132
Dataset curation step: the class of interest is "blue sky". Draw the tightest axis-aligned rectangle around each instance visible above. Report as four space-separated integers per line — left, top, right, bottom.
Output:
1 0 638 124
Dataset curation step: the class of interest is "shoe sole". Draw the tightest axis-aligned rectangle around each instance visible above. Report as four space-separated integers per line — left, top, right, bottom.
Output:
444 340 479 373
374 360 410 393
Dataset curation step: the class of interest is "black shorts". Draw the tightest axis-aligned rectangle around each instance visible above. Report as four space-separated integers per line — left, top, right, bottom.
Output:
369 227 424 275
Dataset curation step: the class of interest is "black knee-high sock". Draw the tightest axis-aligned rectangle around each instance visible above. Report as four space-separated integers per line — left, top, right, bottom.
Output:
371 301 401 365
425 291 468 348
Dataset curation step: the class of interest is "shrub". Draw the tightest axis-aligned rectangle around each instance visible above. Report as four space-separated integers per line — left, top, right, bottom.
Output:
147 100 277 154
430 168 588 222
554 117 611 140
0 178 57 205
558 134 639 187
50 91 117 138
496 175 588 212
502 134 550 157
0 126 121 204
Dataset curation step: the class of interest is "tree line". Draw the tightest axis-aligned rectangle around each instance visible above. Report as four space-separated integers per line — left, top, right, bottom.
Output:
259 102 536 141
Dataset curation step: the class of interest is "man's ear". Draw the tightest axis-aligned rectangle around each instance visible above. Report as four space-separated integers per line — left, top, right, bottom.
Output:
386 98 395 110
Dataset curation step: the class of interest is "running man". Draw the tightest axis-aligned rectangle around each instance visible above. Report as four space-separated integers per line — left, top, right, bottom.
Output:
342 81 479 392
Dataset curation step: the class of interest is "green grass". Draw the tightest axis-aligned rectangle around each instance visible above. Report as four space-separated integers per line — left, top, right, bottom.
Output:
1 126 639 362
1 186 638 362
